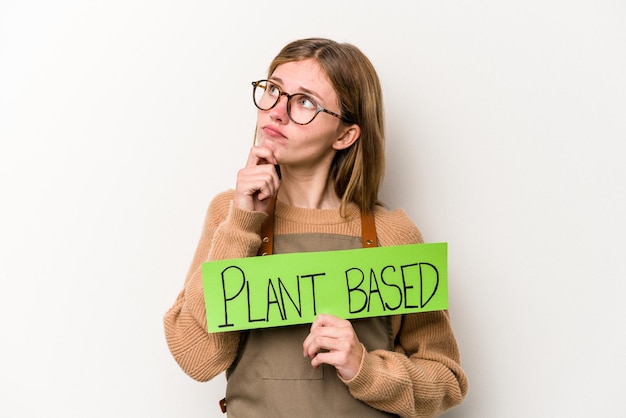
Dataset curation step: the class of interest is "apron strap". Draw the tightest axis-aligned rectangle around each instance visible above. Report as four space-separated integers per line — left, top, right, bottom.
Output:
361 209 378 248
258 197 276 256
257 198 377 256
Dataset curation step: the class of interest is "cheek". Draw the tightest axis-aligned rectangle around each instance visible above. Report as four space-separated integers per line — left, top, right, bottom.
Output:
313 128 342 148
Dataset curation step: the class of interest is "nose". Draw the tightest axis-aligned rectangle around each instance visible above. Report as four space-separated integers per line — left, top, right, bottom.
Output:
269 93 289 124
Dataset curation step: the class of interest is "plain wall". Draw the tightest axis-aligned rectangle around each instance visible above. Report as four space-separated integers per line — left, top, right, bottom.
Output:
1 1 625 417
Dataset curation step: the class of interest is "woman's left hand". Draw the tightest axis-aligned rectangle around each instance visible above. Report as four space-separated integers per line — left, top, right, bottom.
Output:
302 314 364 381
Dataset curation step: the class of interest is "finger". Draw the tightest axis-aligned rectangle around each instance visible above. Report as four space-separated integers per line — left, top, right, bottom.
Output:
249 171 276 197
303 335 334 359
304 316 328 356
245 145 277 168
234 165 280 211
252 166 280 200
304 314 347 356
310 349 347 369
303 324 354 358
310 342 363 381
310 313 336 329
242 147 280 196
309 314 350 332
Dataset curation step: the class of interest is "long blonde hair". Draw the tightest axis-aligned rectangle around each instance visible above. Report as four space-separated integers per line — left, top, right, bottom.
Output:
268 38 385 214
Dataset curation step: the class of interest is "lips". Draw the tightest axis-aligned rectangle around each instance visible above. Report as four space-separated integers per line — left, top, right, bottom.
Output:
262 125 286 139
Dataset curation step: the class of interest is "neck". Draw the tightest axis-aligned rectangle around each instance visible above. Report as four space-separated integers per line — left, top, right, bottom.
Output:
277 168 340 210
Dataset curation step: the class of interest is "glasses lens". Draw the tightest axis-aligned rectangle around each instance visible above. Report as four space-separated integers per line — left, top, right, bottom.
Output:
253 80 278 110
288 94 318 125
252 80 320 125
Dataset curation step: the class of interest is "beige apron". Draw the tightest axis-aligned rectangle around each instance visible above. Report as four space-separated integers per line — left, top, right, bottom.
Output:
223 230 397 417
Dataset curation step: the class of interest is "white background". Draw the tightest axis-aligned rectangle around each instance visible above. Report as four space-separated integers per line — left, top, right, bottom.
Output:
1 1 625 417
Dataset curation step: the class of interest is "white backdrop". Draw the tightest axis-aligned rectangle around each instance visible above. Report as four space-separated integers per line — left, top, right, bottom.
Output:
1 1 625 417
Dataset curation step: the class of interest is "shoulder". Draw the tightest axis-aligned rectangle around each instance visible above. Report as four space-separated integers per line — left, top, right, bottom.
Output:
373 205 424 246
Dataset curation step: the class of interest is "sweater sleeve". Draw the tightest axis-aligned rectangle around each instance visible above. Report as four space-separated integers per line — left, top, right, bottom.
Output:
343 208 468 418
163 190 267 381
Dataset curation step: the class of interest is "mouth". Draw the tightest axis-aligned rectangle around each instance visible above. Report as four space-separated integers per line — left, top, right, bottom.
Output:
261 125 286 139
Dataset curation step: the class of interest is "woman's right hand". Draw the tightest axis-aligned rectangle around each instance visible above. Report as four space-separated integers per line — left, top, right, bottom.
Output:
233 146 281 213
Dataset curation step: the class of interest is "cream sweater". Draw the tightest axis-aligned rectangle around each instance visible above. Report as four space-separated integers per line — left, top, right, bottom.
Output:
164 190 468 417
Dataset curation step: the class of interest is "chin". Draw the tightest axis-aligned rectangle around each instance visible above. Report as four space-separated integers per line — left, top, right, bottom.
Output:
258 138 281 154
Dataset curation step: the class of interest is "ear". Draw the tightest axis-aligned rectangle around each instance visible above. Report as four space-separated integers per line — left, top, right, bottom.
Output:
332 124 361 151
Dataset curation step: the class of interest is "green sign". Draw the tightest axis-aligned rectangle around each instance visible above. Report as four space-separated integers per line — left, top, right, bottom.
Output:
202 242 448 332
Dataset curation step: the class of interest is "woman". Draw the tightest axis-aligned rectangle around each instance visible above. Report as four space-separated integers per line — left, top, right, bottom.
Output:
164 38 468 417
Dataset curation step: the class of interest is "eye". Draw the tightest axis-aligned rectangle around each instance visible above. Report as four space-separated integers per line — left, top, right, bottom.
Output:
293 94 316 110
267 82 280 97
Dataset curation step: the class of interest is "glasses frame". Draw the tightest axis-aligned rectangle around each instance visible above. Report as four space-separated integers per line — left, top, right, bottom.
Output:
252 80 349 125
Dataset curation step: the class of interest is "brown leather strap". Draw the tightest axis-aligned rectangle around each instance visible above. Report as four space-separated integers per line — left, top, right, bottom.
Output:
257 197 275 256
257 200 377 256
361 210 378 248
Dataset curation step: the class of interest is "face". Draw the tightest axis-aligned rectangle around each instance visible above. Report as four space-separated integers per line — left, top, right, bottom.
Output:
255 59 356 171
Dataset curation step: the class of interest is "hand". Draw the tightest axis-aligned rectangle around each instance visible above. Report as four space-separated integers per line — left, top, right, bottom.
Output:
302 314 364 381
233 146 281 213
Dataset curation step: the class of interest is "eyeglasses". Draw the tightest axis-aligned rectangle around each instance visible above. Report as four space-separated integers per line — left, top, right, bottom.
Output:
252 79 349 125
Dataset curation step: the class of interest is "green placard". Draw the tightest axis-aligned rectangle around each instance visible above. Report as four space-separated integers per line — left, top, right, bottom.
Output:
202 242 447 332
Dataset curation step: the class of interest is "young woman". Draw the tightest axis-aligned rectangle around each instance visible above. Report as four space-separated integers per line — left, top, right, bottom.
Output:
164 38 468 417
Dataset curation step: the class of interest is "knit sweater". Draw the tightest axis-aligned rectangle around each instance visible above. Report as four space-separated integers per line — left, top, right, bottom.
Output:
164 190 468 418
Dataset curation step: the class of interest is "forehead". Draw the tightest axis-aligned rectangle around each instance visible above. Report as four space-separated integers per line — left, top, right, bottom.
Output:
269 59 337 102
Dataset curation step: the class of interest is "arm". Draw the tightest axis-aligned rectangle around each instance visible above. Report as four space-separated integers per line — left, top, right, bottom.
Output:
163 190 267 381
164 146 280 381
345 312 468 418
345 207 468 417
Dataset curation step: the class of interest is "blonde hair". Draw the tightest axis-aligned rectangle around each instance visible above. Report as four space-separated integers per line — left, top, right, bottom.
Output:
268 38 385 214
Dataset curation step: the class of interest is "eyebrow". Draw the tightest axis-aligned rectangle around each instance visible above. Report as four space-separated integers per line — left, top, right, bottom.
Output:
269 76 324 103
